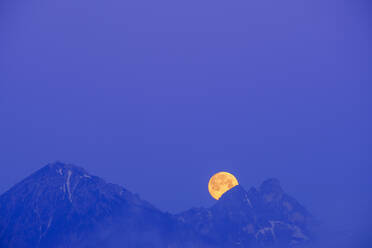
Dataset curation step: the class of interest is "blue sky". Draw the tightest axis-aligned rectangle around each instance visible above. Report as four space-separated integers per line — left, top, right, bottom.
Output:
0 0 371 246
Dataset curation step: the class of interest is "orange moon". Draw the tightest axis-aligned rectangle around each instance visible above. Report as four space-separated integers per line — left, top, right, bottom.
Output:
208 172 239 200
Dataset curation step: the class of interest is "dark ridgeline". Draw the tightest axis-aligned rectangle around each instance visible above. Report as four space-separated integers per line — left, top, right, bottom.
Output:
0 162 315 248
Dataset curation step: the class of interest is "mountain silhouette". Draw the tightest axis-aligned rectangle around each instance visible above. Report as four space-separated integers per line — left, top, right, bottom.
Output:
0 162 315 248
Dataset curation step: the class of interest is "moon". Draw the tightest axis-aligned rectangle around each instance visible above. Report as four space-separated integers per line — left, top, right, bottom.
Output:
208 172 239 200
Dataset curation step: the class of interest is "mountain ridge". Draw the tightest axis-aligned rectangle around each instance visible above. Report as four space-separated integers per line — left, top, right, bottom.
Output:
0 162 315 248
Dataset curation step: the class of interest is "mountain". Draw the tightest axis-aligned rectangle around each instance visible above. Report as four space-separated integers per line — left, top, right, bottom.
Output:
0 162 315 248
177 180 314 247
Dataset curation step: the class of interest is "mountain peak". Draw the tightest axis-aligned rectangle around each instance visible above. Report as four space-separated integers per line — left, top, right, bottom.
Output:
217 185 249 202
259 178 284 203
0 162 164 247
40 161 90 177
260 178 282 191
212 185 254 212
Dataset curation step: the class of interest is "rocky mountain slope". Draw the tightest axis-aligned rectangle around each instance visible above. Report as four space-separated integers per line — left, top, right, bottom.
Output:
0 162 314 248
177 180 314 247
